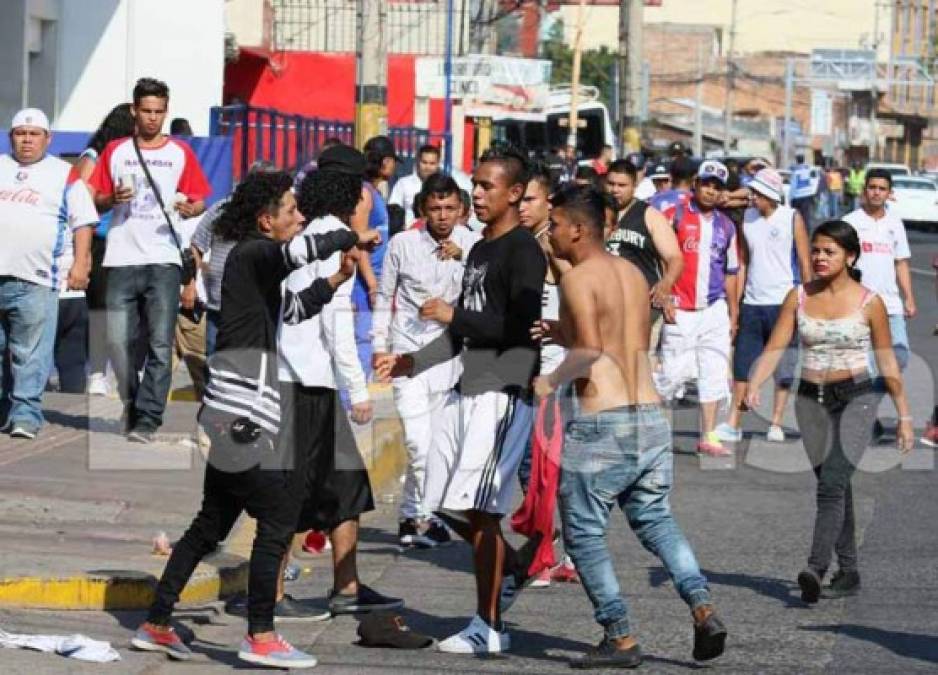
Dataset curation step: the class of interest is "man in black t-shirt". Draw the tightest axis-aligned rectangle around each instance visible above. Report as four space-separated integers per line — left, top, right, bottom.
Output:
376 145 545 655
603 160 683 337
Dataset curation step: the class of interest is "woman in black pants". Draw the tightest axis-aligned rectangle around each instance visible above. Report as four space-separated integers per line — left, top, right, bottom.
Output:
747 220 913 602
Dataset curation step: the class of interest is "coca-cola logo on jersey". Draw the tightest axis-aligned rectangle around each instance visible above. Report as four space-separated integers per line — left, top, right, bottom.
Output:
683 237 699 253
0 188 40 206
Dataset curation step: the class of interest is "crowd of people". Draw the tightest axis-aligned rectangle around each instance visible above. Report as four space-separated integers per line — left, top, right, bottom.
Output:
0 74 929 670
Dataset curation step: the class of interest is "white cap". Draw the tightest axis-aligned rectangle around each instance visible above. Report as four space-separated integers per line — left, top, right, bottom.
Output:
11 108 50 132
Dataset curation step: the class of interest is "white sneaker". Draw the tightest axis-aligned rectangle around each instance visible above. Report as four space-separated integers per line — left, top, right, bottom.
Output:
714 422 743 443
766 425 786 442
437 615 509 654
88 372 109 396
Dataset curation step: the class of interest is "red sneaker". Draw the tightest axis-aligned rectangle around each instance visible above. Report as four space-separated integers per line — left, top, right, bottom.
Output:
921 423 938 448
550 561 580 584
529 567 552 588
302 530 331 554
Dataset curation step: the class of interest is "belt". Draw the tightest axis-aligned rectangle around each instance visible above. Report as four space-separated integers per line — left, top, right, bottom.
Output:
798 377 872 405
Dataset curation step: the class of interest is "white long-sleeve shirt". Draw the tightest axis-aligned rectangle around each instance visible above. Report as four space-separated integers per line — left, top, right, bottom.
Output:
372 225 481 354
389 172 423 226
278 215 369 404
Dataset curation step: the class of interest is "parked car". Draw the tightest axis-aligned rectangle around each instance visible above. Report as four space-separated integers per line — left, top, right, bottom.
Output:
889 175 938 227
866 162 911 178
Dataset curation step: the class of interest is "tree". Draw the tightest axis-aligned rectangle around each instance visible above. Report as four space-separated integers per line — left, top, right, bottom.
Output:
541 18 617 109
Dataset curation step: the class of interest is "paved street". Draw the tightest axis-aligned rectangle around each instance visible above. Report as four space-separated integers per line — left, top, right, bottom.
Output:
0 230 935 673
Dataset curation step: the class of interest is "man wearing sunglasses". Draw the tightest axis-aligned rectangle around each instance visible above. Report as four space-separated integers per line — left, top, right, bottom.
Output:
657 160 740 457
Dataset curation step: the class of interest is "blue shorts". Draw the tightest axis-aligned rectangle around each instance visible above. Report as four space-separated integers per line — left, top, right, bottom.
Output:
732 303 797 387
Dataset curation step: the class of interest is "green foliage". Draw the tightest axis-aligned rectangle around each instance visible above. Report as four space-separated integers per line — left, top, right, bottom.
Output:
541 19 618 108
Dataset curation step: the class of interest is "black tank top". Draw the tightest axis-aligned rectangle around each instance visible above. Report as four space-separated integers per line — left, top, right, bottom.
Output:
606 200 660 288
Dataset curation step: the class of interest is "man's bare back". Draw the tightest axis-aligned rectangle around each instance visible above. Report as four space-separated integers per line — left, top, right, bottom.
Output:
559 252 659 413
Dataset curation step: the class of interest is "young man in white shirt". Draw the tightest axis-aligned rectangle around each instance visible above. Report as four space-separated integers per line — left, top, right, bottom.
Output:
89 78 211 443
0 108 98 438
373 173 481 548
277 145 403 618
715 168 810 443
843 168 916 436
389 144 441 228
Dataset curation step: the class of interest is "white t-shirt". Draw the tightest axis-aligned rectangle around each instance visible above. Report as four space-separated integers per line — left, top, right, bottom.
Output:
742 205 799 306
635 176 656 201
843 207 911 316
0 154 98 289
89 137 210 268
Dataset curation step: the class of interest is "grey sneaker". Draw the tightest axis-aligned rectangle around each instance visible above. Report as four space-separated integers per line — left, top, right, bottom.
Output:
238 634 317 669
329 584 403 614
127 428 157 444
130 624 193 661
225 593 331 622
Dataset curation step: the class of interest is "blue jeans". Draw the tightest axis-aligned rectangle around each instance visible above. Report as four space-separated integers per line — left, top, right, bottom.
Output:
205 309 221 358
559 404 711 639
869 314 909 392
0 278 58 431
106 264 181 431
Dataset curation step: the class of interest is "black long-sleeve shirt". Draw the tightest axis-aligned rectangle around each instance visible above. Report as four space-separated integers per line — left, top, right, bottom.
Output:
412 225 546 396
202 228 357 437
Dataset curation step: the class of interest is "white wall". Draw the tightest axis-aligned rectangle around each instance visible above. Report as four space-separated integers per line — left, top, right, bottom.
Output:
225 0 265 48
56 0 224 135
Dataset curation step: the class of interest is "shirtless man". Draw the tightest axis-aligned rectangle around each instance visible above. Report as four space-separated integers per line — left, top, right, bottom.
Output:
532 186 726 669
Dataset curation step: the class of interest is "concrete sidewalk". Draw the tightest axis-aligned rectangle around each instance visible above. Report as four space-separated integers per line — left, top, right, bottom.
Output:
0 388 404 611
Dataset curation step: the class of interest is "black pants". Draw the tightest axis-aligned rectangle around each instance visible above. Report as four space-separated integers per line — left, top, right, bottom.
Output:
86 237 108 374
148 436 295 634
54 297 88 393
795 379 877 576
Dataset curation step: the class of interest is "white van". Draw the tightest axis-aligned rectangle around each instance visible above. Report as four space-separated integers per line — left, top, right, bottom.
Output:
492 85 616 160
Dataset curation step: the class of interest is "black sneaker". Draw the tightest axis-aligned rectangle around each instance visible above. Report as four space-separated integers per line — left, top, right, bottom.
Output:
225 593 331 622
398 519 426 548
570 638 642 669
692 611 727 661
798 568 822 604
424 520 452 547
329 584 403 615
824 570 860 599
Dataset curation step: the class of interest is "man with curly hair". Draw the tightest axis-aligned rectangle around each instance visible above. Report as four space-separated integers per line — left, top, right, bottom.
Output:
131 169 379 669
376 144 546 654
274 144 403 617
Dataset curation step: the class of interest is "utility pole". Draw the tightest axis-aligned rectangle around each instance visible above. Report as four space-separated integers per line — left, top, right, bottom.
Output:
722 0 738 155
782 57 794 168
567 0 587 150
355 0 387 148
618 0 643 154
694 41 704 157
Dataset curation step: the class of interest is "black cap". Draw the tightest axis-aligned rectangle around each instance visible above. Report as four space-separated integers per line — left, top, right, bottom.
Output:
363 135 401 161
317 144 367 176
668 140 688 157
356 611 433 649
670 155 698 181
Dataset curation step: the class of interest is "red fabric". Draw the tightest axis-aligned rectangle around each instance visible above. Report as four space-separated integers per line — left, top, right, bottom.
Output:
510 395 563 576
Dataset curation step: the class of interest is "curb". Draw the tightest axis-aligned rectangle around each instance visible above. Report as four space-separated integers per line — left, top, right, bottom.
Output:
0 388 407 611
0 553 248 611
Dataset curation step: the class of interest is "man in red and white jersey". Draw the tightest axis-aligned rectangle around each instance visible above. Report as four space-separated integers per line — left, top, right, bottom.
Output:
90 77 211 443
658 160 740 456
0 108 98 439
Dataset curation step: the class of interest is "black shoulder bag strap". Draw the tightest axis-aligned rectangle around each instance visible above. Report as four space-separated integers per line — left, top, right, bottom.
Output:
131 135 196 284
